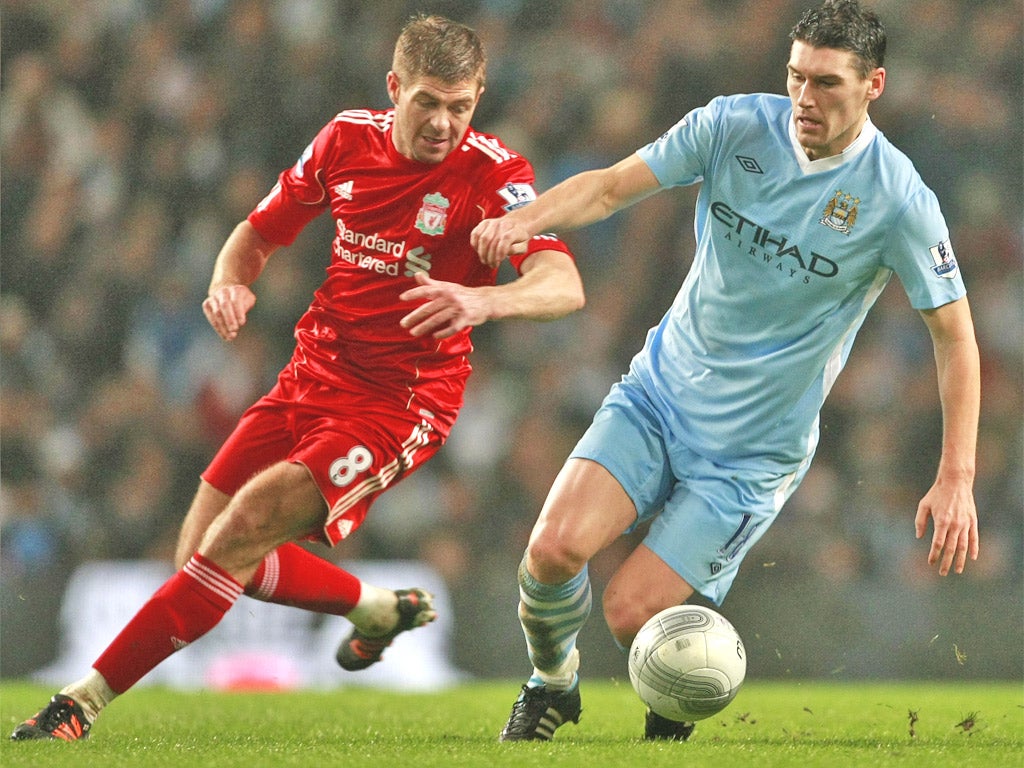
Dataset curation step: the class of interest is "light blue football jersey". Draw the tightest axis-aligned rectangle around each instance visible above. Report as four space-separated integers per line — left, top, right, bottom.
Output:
633 93 965 472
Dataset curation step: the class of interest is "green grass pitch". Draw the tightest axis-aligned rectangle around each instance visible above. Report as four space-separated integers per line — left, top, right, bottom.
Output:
2 680 1020 767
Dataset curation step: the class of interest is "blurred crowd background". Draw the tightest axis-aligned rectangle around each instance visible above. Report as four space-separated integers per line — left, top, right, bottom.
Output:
2 0 1021 681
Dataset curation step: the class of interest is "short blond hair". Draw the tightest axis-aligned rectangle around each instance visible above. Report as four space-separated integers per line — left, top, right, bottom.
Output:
393 14 486 88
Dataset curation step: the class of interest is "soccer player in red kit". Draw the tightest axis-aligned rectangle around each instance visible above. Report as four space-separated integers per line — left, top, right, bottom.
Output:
12 14 583 741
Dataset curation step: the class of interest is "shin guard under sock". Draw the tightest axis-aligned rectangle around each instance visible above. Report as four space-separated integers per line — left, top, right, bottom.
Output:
93 554 242 693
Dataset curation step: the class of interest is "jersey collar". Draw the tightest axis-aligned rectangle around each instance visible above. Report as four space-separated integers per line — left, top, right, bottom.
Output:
788 114 878 175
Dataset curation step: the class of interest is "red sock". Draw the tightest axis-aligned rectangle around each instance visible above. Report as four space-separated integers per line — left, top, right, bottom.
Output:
246 542 361 615
93 554 242 693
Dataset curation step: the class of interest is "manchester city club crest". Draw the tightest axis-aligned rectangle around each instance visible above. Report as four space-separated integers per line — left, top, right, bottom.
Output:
415 192 450 236
820 189 860 235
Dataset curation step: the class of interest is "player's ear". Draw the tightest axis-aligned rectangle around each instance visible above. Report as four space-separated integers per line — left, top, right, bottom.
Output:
386 71 401 105
866 67 885 102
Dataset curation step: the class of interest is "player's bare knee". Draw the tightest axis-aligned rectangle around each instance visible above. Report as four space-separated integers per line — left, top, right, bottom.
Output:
525 537 588 584
603 590 650 645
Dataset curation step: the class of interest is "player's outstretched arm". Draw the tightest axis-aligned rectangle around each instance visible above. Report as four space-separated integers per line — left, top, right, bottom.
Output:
914 297 981 575
471 154 661 268
202 221 278 341
399 250 584 339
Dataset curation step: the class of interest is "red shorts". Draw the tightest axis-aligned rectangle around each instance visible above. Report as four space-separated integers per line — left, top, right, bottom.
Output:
202 371 445 545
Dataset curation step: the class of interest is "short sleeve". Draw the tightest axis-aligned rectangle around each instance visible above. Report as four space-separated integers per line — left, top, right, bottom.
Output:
886 187 966 309
473 146 575 272
247 122 335 245
636 96 725 188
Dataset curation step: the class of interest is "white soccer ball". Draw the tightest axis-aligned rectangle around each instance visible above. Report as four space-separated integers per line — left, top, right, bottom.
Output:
628 605 746 722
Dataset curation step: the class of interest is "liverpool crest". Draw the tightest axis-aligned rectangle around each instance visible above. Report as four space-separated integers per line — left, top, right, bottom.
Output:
820 190 860 235
415 192 450 236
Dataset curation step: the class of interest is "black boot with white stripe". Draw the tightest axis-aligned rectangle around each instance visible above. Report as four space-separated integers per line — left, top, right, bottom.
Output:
499 681 582 741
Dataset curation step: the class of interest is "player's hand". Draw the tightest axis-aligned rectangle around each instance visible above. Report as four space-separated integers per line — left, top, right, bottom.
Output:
471 217 531 269
399 272 491 339
914 478 980 575
203 284 256 341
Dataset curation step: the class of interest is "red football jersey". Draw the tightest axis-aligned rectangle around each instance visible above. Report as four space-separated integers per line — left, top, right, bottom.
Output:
248 108 572 434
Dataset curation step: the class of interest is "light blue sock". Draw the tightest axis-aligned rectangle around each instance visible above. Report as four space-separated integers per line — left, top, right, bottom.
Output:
517 557 591 690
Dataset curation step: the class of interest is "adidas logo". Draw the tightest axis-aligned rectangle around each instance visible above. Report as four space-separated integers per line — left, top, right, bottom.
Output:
170 636 190 651
333 180 354 200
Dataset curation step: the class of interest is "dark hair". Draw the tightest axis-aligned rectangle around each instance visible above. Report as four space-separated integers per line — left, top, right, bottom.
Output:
393 14 486 89
790 0 886 78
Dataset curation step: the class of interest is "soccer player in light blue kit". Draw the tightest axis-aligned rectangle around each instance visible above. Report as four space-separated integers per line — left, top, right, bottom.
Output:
472 0 980 743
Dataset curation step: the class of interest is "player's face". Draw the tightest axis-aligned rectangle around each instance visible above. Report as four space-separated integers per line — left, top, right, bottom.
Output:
387 72 482 164
786 41 885 160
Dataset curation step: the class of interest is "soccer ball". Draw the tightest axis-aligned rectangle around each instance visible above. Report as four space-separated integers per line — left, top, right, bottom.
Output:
628 605 746 722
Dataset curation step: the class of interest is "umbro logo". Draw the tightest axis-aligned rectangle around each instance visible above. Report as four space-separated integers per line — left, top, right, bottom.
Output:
333 180 354 200
735 155 763 174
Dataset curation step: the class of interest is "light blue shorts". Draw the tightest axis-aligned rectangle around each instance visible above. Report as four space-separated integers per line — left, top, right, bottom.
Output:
569 376 810 605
